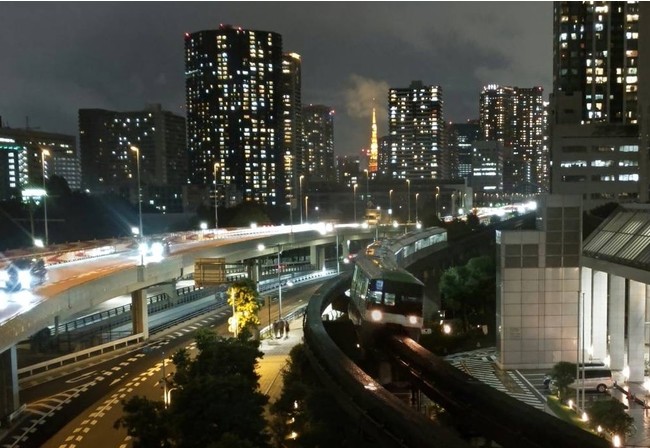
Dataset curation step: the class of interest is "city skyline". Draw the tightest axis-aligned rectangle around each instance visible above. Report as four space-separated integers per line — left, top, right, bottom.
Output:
0 2 552 156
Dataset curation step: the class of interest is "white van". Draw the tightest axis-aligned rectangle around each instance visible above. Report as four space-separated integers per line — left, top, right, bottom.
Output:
569 368 614 393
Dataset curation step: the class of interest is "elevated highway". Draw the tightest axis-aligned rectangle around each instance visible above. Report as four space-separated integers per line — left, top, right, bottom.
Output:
0 223 380 420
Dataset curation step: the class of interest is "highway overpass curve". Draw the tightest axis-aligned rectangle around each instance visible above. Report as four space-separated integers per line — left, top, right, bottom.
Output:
0 226 375 354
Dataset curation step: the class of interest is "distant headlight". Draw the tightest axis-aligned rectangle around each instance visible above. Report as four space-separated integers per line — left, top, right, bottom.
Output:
18 270 32 288
408 315 418 325
150 242 164 258
370 309 383 322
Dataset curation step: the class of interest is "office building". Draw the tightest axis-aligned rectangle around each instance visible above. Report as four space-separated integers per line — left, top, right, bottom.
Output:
302 104 335 183
185 25 283 205
387 80 445 180
551 1 650 208
78 104 187 212
0 127 80 200
447 120 480 180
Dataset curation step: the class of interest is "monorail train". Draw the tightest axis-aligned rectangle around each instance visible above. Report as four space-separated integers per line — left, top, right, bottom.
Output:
347 227 447 342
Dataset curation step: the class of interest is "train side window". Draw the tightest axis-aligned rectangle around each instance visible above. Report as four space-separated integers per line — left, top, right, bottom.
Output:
370 290 382 304
385 292 396 306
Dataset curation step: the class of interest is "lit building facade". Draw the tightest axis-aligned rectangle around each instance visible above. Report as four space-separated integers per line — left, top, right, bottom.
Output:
302 104 335 183
480 85 545 195
388 80 444 180
185 25 284 205
447 120 480 180
551 1 649 208
0 127 79 200
336 154 360 188
78 104 187 212
282 52 302 205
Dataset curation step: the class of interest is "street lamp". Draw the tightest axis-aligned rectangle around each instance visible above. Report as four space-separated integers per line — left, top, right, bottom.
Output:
415 193 420 223
299 175 305 224
305 195 309 222
130 146 143 240
213 162 220 229
353 184 358 222
389 189 393 214
406 179 411 223
41 149 50 246
276 245 283 320
435 186 440 219
364 169 369 204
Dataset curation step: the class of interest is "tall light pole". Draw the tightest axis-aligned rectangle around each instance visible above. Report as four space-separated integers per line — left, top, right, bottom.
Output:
406 179 411 223
364 169 369 204
415 193 420 223
389 189 393 213
130 146 143 240
353 184 358 222
41 149 50 246
299 175 305 224
435 186 440 218
305 195 309 222
213 162 220 229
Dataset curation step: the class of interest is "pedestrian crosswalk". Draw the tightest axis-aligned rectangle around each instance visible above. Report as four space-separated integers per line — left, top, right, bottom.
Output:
445 348 546 411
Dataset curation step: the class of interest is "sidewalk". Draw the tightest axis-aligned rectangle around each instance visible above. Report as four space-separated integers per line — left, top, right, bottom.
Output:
609 373 650 447
257 318 304 405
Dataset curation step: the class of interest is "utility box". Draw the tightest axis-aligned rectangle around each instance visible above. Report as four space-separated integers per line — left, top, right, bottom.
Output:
194 258 227 286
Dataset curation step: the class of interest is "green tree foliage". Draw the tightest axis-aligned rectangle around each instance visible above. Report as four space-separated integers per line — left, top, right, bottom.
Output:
113 395 172 448
438 256 496 332
588 399 635 437
228 279 262 333
550 361 577 398
116 328 269 448
269 345 367 447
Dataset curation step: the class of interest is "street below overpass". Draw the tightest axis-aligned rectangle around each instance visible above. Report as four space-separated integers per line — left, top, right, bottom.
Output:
3 281 321 448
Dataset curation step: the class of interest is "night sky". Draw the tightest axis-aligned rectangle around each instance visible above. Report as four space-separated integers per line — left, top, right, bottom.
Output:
0 2 552 156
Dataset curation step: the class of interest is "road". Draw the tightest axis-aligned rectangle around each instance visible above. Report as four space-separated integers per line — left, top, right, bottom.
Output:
3 282 321 448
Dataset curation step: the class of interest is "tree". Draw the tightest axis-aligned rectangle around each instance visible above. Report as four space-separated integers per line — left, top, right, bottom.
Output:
116 329 270 448
438 256 496 332
550 361 576 399
588 399 635 437
228 279 262 334
114 395 172 448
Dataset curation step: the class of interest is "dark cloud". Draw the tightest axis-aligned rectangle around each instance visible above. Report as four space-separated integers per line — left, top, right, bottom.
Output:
0 2 551 155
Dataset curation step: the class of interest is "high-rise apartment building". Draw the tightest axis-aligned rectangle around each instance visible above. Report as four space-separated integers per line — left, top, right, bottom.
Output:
78 104 187 211
0 127 80 199
388 80 444 180
302 104 335 183
185 25 284 205
480 85 545 195
336 154 360 188
550 1 649 208
282 52 303 204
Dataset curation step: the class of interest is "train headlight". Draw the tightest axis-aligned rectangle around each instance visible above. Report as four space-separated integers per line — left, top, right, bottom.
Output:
370 309 383 322
408 315 418 325
18 270 32 288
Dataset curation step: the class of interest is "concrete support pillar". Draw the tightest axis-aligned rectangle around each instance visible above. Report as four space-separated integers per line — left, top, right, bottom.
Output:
341 240 350 258
160 280 178 304
609 274 625 370
580 267 593 360
54 315 60 336
628 280 646 382
0 346 19 421
247 261 260 284
592 271 608 362
310 245 325 270
131 289 149 340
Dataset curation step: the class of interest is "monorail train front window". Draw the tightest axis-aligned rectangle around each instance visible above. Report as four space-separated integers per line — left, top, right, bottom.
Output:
368 279 422 307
